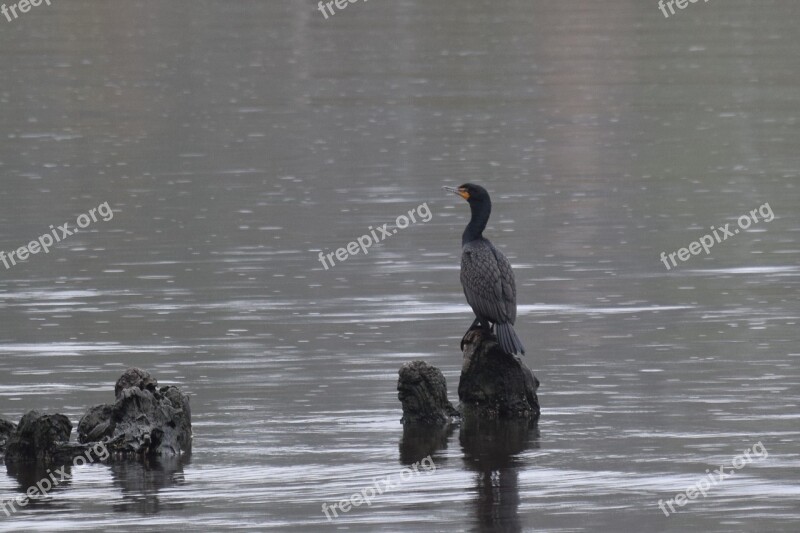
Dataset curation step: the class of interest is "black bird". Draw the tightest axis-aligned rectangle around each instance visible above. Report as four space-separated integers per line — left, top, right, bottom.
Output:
443 184 525 356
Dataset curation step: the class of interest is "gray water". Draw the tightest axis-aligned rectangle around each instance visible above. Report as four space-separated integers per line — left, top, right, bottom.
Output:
0 0 799 531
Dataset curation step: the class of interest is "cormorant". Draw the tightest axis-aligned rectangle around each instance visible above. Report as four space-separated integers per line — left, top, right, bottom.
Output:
443 184 525 356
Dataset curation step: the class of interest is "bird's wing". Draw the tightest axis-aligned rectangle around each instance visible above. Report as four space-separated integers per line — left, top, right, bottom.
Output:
460 241 512 324
491 244 517 324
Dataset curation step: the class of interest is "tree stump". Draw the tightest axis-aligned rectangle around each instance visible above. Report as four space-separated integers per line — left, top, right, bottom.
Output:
1 368 192 465
458 329 540 418
397 329 540 423
78 368 192 456
397 361 459 425
4 411 74 464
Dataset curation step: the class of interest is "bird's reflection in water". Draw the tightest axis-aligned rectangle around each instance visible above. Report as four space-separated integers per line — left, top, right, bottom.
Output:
398 415 539 532
460 415 539 533
111 453 191 515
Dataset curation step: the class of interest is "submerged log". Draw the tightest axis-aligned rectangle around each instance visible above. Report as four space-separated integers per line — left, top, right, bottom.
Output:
397 329 539 423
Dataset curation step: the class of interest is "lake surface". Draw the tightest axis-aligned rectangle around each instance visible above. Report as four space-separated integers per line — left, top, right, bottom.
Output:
0 0 798 531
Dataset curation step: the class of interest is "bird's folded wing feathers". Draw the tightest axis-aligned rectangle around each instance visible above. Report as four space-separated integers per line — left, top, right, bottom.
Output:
461 246 511 323
493 247 517 324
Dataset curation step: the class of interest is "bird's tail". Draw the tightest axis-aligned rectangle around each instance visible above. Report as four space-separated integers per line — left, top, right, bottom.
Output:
495 323 525 356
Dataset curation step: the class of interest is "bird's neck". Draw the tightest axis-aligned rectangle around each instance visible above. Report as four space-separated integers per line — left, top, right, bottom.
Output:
462 200 491 245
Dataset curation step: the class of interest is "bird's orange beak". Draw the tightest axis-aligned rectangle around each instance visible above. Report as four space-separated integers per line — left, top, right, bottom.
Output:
442 186 470 200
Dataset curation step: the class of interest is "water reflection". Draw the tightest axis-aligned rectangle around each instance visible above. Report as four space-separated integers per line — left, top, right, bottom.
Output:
4 460 74 513
400 416 539 533
460 416 540 533
111 454 190 515
3 454 190 517
398 423 455 466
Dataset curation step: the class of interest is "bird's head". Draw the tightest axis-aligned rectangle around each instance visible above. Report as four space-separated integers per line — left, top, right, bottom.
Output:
442 183 489 204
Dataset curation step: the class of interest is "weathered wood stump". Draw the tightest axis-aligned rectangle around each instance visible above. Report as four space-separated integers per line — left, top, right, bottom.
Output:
397 328 540 424
78 367 192 456
3 411 74 464
458 329 540 418
0 417 16 452
2 368 192 465
397 361 459 425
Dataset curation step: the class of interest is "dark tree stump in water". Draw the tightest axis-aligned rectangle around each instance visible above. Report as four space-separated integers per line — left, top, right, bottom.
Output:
0 417 16 452
397 329 539 424
397 361 459 425
78 368 192 457
458 329 540 418
1 369 192 465
4 410 73 464
114 367 158 399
